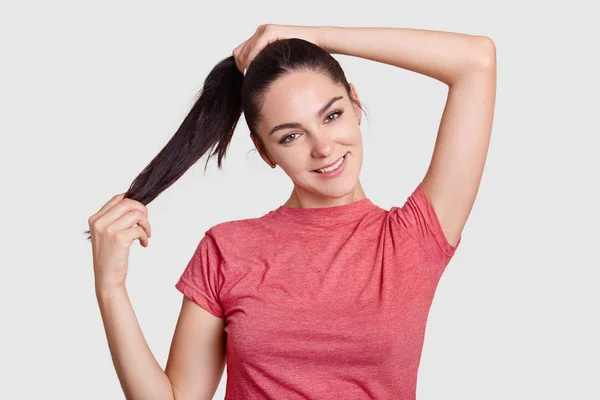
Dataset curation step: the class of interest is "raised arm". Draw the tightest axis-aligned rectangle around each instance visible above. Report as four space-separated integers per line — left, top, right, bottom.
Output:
317 26 497 246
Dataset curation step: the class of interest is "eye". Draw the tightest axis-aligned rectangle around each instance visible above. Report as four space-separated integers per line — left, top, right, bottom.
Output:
280 133 300 144
326 109 344 122
279 109 344 144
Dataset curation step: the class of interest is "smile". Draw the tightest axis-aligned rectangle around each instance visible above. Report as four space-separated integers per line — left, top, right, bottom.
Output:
312 153 348 178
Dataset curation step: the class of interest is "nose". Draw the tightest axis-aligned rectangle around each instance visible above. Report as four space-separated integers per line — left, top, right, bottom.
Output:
310 130 335 159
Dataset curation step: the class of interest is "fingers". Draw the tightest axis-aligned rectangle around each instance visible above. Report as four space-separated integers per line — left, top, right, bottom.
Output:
239 40 253 74
233 24 269 75
110 209 151 239
134 226 149 248
233 34 254 73
232 41 247 73
117 225 149 248
239 39 252 72
245 37 268 74
92 197 148 234
89 192 126 226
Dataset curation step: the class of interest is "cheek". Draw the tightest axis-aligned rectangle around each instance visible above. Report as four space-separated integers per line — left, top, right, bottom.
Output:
344 126 363 148
278 152 306 173
342 120 361 137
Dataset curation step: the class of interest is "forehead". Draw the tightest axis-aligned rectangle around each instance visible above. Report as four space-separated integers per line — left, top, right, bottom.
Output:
260 71 344 123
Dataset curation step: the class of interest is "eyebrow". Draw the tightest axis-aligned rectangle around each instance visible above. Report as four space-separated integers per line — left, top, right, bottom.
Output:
269 95 344 136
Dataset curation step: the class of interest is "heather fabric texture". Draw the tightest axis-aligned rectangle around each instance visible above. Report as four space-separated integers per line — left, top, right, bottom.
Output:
175 183 461 399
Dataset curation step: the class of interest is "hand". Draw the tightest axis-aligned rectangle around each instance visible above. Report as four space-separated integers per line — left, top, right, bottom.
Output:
232 24 323 75
88 193 152 291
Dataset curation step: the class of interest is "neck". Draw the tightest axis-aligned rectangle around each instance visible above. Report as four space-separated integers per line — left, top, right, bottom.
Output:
282 181 367 209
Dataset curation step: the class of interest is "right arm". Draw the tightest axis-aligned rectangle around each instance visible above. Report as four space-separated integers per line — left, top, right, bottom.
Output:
96 285 227 400
89 193 226 399
96 285 175 400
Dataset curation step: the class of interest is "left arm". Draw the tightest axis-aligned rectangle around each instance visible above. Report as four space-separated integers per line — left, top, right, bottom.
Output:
317 26 497 246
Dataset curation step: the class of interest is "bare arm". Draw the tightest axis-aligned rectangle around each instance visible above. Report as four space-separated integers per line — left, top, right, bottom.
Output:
316 25 496 247
317 25 490 86
89 194 224 399
96 285 175 400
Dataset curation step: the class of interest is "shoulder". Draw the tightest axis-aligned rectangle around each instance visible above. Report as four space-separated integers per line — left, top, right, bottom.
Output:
207 212 276 252
209 214 268 236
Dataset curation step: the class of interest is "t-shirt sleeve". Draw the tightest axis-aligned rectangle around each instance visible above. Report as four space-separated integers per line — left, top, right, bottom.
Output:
389 183 462 266
175 229 225 319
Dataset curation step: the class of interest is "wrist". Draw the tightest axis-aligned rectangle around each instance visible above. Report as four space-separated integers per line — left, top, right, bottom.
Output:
315 26 332 53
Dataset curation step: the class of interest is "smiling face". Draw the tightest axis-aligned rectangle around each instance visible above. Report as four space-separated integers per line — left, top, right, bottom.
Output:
251 70 365 208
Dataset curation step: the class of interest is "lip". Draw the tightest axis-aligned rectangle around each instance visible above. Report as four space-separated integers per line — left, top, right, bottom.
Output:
311 153 348 178
313 153 347 171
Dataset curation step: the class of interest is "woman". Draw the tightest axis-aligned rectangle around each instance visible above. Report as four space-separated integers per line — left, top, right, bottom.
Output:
87 24 496 399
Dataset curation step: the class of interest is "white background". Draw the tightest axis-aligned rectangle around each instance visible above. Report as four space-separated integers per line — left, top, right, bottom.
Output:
1 1 598 399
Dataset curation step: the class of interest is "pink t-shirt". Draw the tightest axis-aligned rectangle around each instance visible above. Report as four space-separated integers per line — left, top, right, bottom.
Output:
175 183 461 399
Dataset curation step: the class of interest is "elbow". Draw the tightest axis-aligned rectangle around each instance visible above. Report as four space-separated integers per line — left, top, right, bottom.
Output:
474 36 496 69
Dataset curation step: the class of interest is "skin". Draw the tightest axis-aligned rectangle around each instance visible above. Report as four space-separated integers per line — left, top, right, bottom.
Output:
250 70 367 209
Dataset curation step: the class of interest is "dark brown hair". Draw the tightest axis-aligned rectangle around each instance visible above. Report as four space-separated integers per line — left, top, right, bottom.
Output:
84 38 368 240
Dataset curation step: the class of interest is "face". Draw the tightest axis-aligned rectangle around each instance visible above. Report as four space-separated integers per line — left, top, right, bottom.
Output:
252 70 364 205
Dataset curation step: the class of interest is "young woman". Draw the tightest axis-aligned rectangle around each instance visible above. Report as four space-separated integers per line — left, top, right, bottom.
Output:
87 24 496 399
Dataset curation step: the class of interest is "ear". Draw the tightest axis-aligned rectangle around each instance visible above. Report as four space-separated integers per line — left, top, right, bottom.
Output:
348 83 362 122
250 133 276 167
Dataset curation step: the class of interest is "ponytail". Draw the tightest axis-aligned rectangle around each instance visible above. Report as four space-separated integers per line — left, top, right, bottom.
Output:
84 56 243 240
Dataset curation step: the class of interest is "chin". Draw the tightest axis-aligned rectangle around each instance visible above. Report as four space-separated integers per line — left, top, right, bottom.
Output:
312 176 359 198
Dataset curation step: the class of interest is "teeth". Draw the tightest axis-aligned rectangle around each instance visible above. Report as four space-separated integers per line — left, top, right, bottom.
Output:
317 155 344 173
